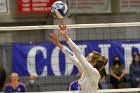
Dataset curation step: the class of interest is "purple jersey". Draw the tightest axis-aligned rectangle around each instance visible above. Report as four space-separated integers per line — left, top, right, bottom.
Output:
68 80 80 91
5 83 26 92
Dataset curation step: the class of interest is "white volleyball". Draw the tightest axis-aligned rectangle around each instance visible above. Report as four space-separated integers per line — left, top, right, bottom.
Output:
51 1 68 19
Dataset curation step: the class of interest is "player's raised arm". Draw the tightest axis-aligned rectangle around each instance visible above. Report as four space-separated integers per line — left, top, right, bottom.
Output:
49 33 63 50
49 32 84 73
58 24 69 42
50 27 108 93
58 24 100 77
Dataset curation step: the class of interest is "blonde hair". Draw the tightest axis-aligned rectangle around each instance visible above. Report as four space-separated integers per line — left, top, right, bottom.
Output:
92 51 108 71
11 72 19 77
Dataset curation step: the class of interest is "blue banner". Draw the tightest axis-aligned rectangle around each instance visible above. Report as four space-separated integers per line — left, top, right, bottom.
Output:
12 41 140 76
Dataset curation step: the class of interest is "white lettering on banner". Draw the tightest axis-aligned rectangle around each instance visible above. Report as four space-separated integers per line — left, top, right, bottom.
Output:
65 46 75 76
32 0 50 2
51 46 62 76
26 43 140 76
122 44 140 73
99 44 111 74
66 45 87 75
23 8 30 11
65 45 87 75
22 0 30 2
78 45 87 55
27 46 47 76
51 45 87 76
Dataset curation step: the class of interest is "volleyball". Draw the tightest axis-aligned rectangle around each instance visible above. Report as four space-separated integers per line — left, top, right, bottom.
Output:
51 1 68 19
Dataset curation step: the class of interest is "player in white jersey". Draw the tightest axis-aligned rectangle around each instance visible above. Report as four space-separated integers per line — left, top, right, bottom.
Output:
49 24 108 93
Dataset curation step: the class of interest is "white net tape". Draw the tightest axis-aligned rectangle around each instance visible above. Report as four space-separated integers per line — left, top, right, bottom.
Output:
40 88 140 93
0 22 140 31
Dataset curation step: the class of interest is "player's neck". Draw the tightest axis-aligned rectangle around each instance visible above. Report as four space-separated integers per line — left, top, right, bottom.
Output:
11 81 19 89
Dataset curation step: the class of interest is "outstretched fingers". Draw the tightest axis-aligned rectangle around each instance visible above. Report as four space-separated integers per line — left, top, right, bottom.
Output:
58 24 67 30
49 32 60 45
49 33 53 42
63 24 67 29
49 33 56 41
51 32 58 38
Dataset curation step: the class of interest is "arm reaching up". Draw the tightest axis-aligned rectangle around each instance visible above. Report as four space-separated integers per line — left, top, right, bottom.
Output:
58 24 100 78
49 32 84 73
49 33 63 49
58 24 69 41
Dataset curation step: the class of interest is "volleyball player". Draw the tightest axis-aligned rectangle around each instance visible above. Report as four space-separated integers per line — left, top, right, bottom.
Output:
49 24 108 93
4 73 26 92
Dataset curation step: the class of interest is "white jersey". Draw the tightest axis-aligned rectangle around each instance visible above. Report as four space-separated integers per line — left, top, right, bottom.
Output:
62 38 100 93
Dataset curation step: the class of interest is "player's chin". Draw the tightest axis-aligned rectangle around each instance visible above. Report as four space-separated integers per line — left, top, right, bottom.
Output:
12 80 17 82
86 59 90 63
85 58 88 61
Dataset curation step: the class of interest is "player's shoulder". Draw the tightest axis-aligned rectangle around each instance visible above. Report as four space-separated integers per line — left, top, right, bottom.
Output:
4 83 11 91
19 83 26 87
5 83 11 87
91 68 101 78
19 83 25 85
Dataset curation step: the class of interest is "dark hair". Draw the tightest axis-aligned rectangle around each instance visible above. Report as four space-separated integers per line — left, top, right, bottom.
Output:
0 66 7 90
113 55 121 66
92 51 108 71
131 54 140 66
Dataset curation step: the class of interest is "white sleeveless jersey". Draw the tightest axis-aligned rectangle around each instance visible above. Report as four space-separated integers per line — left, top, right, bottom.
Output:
62 38 100 93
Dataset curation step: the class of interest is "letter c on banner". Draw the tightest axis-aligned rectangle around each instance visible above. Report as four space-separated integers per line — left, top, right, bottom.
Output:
51 46 74 76
27 46 47 76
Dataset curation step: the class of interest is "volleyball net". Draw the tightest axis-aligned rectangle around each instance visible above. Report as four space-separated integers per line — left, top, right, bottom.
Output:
44 88 140 93
0 22 140 92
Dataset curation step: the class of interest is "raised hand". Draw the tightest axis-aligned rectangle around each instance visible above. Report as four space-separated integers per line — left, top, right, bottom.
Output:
58 24 67 36
49 32 63 49
58 24 69 41
49 32 59 45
